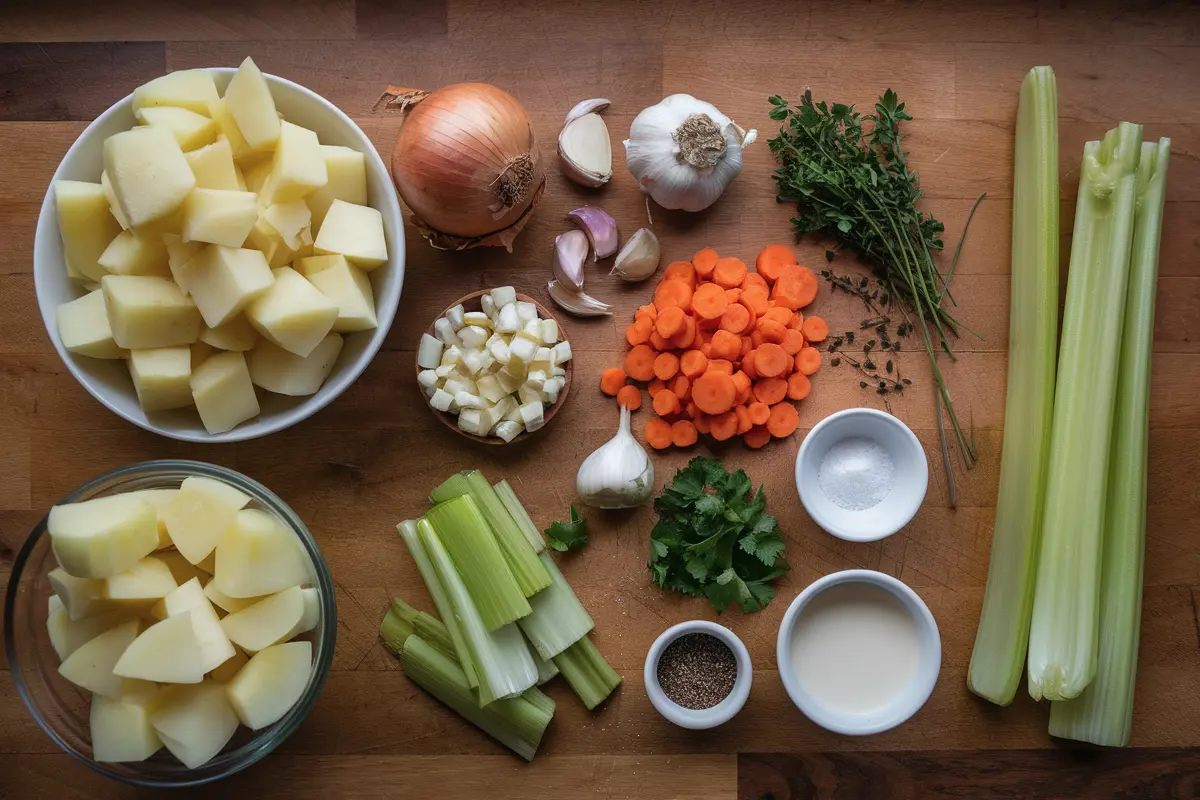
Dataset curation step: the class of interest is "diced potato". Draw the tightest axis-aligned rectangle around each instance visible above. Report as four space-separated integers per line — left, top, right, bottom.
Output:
149 681 239 769
184 245 275 328
190 340 215 369
185 138 241 191
262 199 312 250
244 217 298 268
128 346 193 412
287 587 320 639
132 69 219 116
260 121 326 205
248 333 343 396
196 550 216 575
305 257 376 333
47 595 133 660
97 230 171 277
55 180 123 282
307 145 368 228
162 233 203 292
243 157 274 194
206 98 258 161
163 578 237 673
222 57 280 151
246 267 338 357
57 290 123 359
203 580 263 615
214 509 310 598
91 694 164 763
108 488 175 550
199 314 258 351
161 476 250 565
49 494 159 580
100 171 130 230
49 568 114 621
103 126 196 230
220 585 304 652
156 549 203 585
225 640 312 730
291 254 341 276
137 106 218 152
113 612 205 684
313 200 387 270
58 619 140 699
103 555 178 604
182 189 258 248
190 350 260 435
209 646 249 683
101 275 202 350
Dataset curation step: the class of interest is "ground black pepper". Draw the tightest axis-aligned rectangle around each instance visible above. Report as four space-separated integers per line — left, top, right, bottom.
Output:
656 633 737 710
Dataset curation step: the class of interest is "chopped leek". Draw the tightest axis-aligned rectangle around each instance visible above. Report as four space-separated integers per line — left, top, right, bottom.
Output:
431 471 551 597
397 634 553 762
519 552 595 660
420 519 537 705
494 479 546 553
380 597 456 662
1027 121 1143 702
552 635 621 710
968 66 1059 706
1049 139 1169 745
426 496 531 631
396 520 478 687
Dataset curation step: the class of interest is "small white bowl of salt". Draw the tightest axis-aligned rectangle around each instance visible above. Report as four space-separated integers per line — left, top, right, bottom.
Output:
795 408 928 542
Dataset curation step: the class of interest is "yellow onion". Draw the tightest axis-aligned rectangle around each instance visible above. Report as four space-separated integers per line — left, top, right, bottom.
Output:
382 83 545 251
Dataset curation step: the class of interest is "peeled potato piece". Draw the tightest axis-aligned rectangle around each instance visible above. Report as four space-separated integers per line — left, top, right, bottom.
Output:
213 509 310 598
113 612 206 684
91 694 163 763
220 585 304 652
58 619 140 700
149 681 240 769
49 494 159 580
225 640 312 730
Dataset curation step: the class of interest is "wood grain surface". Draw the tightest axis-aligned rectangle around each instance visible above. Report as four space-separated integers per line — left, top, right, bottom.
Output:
2 1 1199 798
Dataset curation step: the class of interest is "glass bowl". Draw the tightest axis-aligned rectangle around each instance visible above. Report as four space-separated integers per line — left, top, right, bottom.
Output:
3 460 337 787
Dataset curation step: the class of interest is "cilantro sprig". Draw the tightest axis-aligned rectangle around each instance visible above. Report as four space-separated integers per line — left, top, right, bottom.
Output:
649 457 787 613
545 505 588 552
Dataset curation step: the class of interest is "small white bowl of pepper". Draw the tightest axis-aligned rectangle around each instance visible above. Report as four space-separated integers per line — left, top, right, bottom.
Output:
644 621 752 729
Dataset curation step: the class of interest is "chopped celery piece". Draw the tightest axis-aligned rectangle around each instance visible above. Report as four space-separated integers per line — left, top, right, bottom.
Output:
1028 122 1143 702
494 479 545 553
1050 139 1169 745
968 66 1059 706
426 496 531 631
380 597 456 663
552 634 621 710
398 634 552 762
396 520 478 688
431 471 551 597
420 520 537 705
533 649 559 685
518 551 595 659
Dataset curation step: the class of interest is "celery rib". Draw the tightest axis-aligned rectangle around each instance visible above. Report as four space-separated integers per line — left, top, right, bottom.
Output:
494 480 546 553
380 597 457 663
552 635 622 710
519 551 595 660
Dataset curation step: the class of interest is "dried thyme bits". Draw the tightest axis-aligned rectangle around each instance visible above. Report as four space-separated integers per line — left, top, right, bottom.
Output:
656 633 738 710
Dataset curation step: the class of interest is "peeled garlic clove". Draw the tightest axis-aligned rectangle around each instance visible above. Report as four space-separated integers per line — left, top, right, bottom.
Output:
564 98 610 125
610 227 661 282
552 229 589 293
566 206 619 262
547 280 612 317
559 101 613 188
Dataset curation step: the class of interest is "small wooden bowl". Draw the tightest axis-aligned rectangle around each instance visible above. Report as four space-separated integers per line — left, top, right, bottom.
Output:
417 290 573 445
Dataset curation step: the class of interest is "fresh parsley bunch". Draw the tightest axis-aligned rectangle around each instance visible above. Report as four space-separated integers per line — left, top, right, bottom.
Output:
649 457 787 613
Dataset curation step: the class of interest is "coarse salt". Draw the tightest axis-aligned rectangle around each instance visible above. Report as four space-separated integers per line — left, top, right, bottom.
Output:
817 437 894 511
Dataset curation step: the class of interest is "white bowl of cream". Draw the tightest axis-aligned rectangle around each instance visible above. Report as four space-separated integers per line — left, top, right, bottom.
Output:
776 569 941 735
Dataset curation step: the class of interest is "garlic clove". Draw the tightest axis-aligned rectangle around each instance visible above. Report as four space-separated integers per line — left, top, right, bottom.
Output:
566 206 619 261
547 280 612 317
564 98 610 125
610 227 661 282
559 109 613 188
552 229 589 293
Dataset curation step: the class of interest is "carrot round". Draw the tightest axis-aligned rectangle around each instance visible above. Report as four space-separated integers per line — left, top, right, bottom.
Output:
741 271 769 292
740 335 753 358
734 405 753 435
652 388 681 417
625 344 656 382
767 402 799 438
757 318 787 344
773 265 818 309
700 342 712 358
655 305 685 338
742 349 757 379
692 371 736 414
648 378 666 397
787 372 812 400
710 411 738 441
763 306 792 326
753 377 788 405
801 315 829 342
663 261 697 287
671 419 698 447
636 304 658 322
755 244 797 283
712 257 748 289
724 288 742 304
653 351 680 381
694 411 711 434
670 374 691 402
649 330 670 350
710 329 741 361
747 401 770 425
744 424 771 449
740 285 770 316
600 367 626 396
754 342 788 378
626 321 649 347
720 302 751 334
796 346 822 375
706 358 734 375
781 328 805 355
789 311 805 330
680 349 708 378
645 418 673 449
670 314 697 349
654 279 693 312
692 247 719 277
617 384 642 410
691 282 728 320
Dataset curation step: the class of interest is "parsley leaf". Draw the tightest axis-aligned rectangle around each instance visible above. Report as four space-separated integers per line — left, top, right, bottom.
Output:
648 456 788 613
545 505 588 552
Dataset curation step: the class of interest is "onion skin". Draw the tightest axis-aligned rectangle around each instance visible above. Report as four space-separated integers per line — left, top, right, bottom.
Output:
390 83 545 243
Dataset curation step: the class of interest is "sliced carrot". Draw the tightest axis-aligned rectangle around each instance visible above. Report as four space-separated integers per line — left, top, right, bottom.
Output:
740 335 753 358
772 264 818 309
781 328 805 355
744 424 771 449
692 247 720 278
653 388 681 417
754 342 788 378
796 346 822 376
784 354 794 375
670 374 691 402
755 244 797 283
734 405 753 434
670 314 697 349
655 305 685 338
741 271 769 291
750 330 765 348
724 288 742 304
763 306 792 326
626 321 649 346
720 303 752 334
731 370 751 395
649 330 670 350
654 279 693 312
757 318 787 344
691 282 728 320
710 411 738 441
801 315 829 342
741 285 770 316
671 419 698 447
787 372 812 400
694 411 711 434
706 358 734 375
653 351 680 380
600 367 626 396
692 371 737 414
636 304 658 322
712 257 748 289
646 418 673 449
696 315 722 332
710 329 741 361
789 311 805 330
742 349 758 379
747 402 770 426
648 378 667 397
680 349 708 378
617 384 642 410
700 342 712 358
664 260 696 287
767 402 799 438
625 344 656 381
753 377 788 405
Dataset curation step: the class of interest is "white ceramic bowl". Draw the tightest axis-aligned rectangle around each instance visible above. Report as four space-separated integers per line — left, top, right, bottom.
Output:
644 621 752 730
776 569 941 736
33 67 405 443
795 407 928 542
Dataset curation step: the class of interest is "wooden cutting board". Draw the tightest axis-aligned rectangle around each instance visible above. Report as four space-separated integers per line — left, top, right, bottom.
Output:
2 1 1198 797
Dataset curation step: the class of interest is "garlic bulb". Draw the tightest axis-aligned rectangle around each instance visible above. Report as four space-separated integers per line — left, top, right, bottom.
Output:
576 405 654 508
624 94 757 212
610 227 660 282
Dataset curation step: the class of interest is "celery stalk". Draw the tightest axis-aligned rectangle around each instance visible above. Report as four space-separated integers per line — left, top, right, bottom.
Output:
1049 139 1169 745
519 551 595 659
494 480 546 553
397 634 553 761
396 520 478 687
426 496 531 630
380 597 457 662
526 633 561 684
431 472 551 597
1027 122 1143 701
967 66 1060 706
420 519 537 705
552 635 622 710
